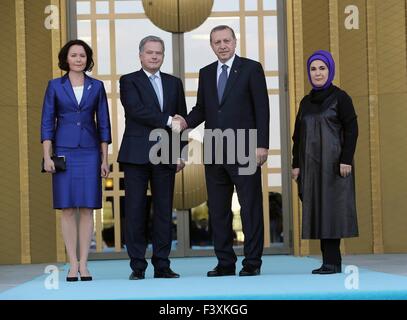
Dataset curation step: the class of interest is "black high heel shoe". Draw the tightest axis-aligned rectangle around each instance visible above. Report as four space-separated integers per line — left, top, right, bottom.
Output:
66 270 78 282
79 271 93 281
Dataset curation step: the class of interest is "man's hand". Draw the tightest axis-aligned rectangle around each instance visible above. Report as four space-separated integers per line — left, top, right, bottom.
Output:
176 158 185 173
256 148 268 166
172 114 188 133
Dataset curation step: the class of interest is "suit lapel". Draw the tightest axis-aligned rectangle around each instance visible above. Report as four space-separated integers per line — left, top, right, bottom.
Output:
161 73 170 113
61 74 79 108
220 56 242 106
208 63 219 106
137 70 162 112
79 75 93 109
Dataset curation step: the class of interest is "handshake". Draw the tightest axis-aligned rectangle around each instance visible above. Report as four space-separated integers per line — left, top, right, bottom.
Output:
171 114 188 133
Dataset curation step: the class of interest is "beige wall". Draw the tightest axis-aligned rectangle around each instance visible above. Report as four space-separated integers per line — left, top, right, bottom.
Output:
0 0 61 264
375 1 407 252
337 0 373 254
0 0 22 264
25 0 59 263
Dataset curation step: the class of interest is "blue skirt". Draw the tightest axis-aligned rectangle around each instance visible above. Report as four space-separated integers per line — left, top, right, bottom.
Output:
52 147 102 209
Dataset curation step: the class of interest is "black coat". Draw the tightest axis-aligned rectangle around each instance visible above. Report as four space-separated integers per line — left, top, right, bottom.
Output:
186 55 270 163
292 86 359 239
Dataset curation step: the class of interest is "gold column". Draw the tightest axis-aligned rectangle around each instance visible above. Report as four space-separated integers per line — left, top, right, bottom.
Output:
52 0 67 263
239 0 246 57
255 0 270 248
106 0 122 253
329 0 340 85
328 0 346 255
258 0 265 65
289 0 308 256
15 0 31 264
286 0 298 255
262 160 271 247
366 1 384 254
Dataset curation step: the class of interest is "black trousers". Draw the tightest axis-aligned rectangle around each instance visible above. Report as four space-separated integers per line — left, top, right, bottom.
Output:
123 163 176 272
205 164 264 269
320 239 341 265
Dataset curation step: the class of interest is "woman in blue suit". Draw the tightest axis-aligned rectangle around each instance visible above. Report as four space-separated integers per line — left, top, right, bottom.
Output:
41 40 111 281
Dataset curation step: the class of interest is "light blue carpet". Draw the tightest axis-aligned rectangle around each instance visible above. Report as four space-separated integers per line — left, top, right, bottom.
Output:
1 256 407 300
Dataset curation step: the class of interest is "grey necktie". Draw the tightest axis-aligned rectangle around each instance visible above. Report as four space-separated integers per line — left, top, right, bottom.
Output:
149 74 163 111
217 64 228 103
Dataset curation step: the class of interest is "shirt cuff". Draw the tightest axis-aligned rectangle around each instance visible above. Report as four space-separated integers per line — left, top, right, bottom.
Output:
167 116 173 128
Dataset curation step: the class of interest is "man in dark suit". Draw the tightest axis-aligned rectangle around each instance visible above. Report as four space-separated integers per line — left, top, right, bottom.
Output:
118 35 187 280
174 25 269 277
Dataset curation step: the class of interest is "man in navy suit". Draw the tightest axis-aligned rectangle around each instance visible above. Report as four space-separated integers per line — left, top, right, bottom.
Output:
118 36 187 280
174 25 270 277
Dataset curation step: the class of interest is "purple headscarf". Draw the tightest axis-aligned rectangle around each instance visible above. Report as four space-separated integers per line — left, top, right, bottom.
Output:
307 50 335 90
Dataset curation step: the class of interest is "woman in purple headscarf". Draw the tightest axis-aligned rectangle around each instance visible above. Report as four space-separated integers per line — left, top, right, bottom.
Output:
291 50 359 274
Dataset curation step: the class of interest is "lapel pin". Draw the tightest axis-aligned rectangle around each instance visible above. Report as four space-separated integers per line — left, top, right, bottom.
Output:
87 84 92 90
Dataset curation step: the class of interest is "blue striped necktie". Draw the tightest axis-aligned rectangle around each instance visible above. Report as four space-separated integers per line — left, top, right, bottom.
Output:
149 74 163 111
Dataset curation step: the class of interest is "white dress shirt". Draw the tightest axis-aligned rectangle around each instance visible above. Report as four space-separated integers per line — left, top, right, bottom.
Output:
216 54 236 84
72 85 84 105
142 69 172 127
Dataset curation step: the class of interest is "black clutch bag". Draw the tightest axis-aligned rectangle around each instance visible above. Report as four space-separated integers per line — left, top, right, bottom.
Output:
41 155 66 173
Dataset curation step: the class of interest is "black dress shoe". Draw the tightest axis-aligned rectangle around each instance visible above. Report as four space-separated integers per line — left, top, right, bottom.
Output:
239 266 261 276
207 266 236 277
154 267 180 279
311 265 324 274
129 270 145 280
66 270 78 282
318 264 342 274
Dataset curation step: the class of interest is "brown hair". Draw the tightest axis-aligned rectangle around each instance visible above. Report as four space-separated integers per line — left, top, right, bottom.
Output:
58 39 94 72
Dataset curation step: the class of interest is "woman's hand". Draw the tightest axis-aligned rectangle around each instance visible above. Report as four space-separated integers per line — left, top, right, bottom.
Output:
44 158 56 173
340 163 352 177
292 168 300 180
101 161 110 178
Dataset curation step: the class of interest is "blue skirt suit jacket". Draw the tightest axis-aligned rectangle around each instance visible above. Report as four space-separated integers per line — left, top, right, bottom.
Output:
41 73 112 209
